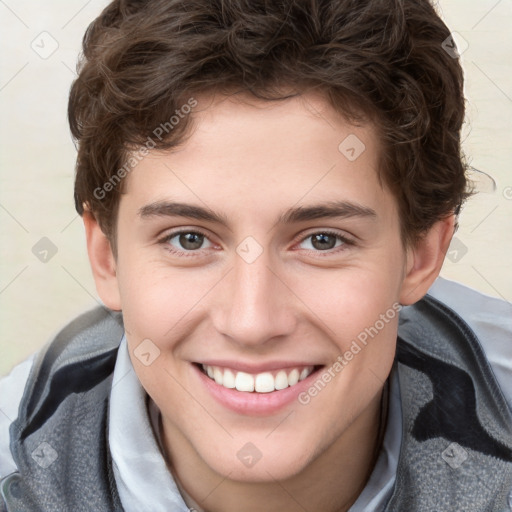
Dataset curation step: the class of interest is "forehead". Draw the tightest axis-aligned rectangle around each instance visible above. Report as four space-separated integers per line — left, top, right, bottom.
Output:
121 91 397 228
183 91 380 168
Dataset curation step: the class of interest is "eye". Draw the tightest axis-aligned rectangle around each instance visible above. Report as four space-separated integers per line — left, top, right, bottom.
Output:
297 231 352 252
161 230 214 254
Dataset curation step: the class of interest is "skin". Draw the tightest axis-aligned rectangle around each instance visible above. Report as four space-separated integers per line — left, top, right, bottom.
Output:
84 91 454 512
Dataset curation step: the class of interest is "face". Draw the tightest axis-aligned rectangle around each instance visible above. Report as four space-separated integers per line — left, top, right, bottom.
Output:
108 92 410 482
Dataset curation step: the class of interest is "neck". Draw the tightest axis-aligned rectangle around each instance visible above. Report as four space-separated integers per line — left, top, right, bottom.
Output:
161 387 387 512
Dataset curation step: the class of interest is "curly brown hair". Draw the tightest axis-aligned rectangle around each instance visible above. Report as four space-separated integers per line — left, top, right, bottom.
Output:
69 0 470 254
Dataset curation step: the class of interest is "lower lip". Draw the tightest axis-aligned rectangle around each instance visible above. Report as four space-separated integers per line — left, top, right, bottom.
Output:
193 364 322 416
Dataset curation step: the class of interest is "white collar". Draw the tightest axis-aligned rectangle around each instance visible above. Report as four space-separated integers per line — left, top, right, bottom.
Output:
109 336 192 512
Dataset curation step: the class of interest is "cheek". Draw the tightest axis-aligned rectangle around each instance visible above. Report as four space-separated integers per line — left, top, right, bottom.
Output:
117 267 168 339
115 249 198 341
337 274 401 343
294 262 403 345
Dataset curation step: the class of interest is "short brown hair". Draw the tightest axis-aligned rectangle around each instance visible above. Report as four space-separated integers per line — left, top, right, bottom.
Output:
69 0 470 252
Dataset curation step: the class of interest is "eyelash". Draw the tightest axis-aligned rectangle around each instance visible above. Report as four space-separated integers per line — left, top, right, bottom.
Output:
158 229 355 258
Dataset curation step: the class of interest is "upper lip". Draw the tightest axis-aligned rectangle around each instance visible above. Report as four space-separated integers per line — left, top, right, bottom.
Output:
195 360 322 374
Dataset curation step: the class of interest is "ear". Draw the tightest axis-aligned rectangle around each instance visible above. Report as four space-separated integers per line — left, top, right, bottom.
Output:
399 215 455 305
82 210 122 311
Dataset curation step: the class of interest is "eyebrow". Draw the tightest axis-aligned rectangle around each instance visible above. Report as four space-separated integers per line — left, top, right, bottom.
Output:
138 200 377 226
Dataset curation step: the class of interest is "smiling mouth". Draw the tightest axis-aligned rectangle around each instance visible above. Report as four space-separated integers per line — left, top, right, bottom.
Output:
197 364 321 393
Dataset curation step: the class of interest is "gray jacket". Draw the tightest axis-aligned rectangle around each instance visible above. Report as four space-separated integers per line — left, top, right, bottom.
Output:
1 295 512 511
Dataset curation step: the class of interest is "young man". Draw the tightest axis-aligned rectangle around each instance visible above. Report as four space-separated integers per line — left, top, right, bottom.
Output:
1 0 511 511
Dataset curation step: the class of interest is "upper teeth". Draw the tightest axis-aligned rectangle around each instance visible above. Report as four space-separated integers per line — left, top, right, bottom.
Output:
202 365 314 393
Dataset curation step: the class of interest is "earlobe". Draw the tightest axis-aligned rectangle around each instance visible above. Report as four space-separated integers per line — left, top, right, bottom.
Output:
399 215 456 305
82 210 122 311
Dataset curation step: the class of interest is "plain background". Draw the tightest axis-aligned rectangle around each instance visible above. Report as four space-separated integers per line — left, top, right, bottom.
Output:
1 0 511 376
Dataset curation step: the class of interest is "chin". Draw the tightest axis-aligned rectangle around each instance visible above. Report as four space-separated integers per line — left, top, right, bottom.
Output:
204 441 314 483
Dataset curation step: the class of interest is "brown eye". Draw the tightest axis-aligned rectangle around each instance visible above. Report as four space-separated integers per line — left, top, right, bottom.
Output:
163 231 213 253
310 233 338 250
296 231 353 254
178 232 204 250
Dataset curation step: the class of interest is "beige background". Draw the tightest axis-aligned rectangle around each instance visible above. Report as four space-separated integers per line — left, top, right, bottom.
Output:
1 0 511 376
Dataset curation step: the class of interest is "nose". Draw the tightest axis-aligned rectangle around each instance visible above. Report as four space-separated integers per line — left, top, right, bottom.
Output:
212 248 297 348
